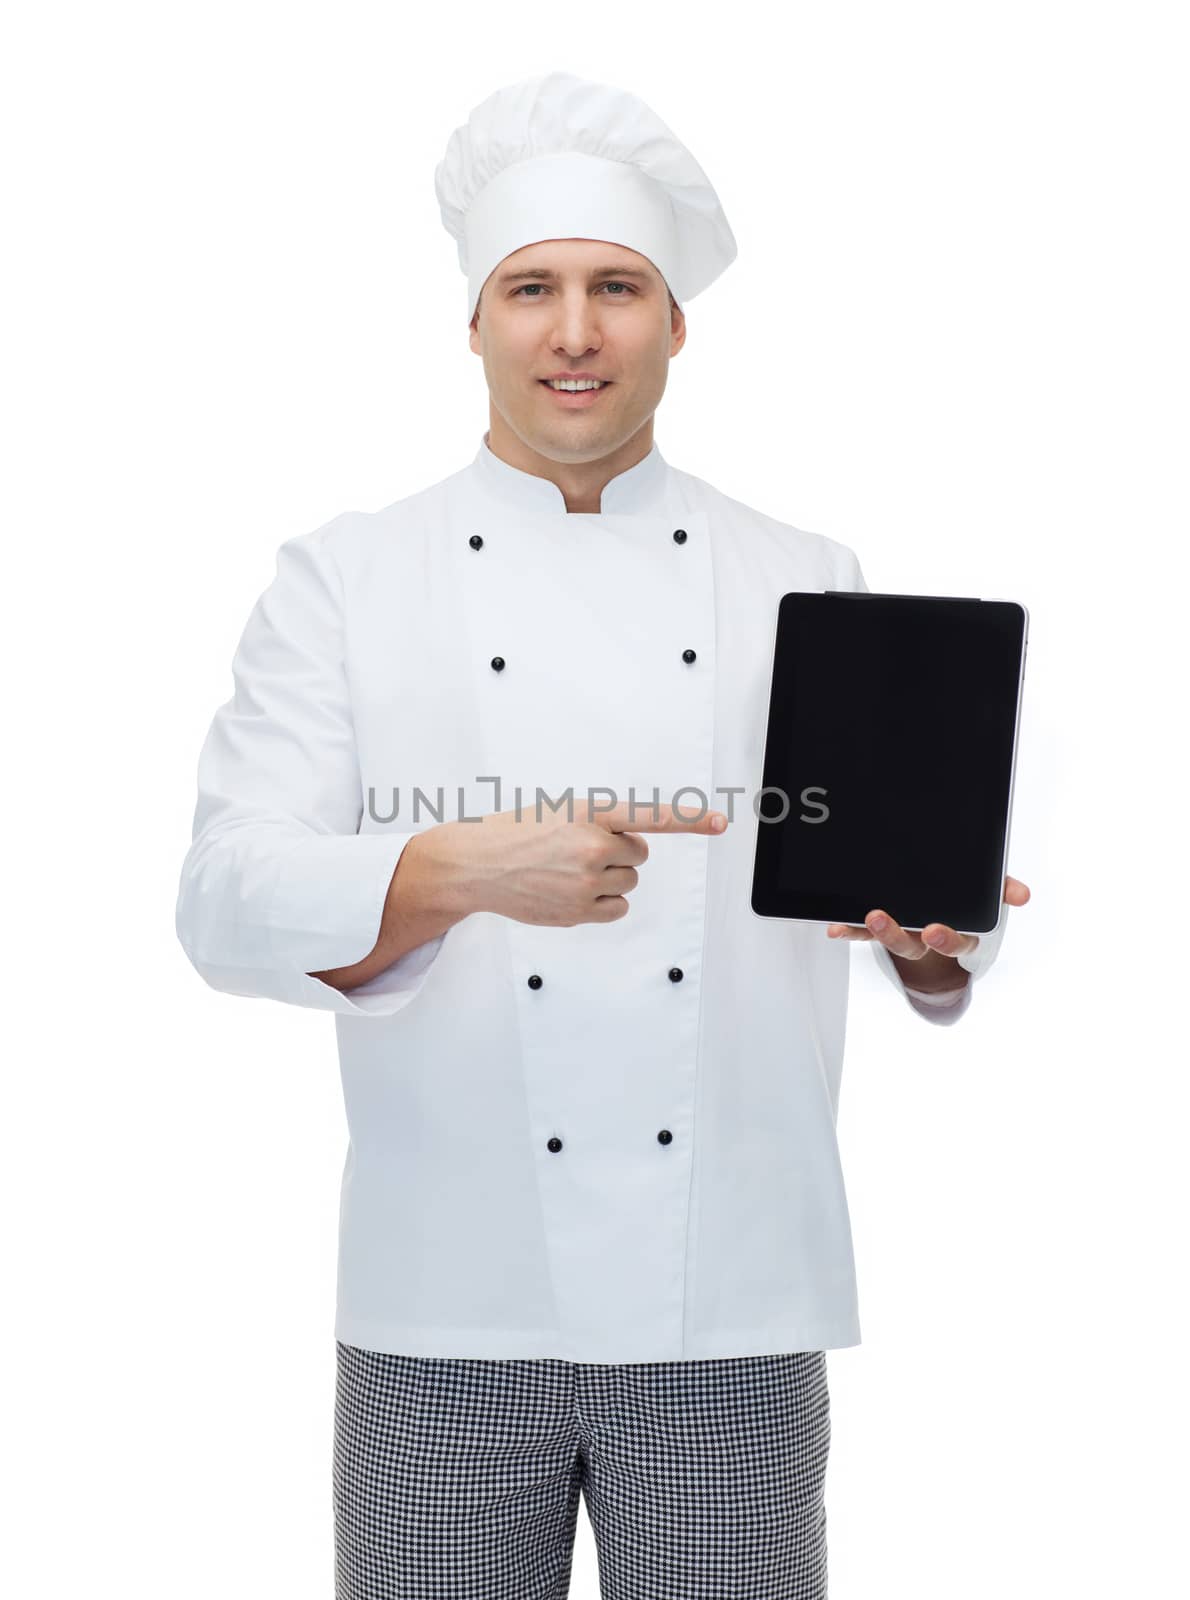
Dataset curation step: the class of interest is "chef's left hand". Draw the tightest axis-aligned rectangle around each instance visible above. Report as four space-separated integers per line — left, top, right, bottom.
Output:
826 875 1031 987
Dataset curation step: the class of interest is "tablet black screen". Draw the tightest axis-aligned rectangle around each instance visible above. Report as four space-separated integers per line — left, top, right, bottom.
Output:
750 592 1027 935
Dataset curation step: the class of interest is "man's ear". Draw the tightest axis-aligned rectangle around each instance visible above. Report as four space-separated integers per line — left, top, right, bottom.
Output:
670 300 686 358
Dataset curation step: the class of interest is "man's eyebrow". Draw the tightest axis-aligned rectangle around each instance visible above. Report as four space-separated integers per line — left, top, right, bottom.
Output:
495 265 653 285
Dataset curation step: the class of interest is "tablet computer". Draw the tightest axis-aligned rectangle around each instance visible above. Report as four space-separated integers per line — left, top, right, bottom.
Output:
750 591 1028 937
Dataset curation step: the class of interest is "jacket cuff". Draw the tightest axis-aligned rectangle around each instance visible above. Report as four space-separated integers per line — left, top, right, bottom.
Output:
869 939 971 1027
182 831 448 1018
267 830 416 969
901 981 971 1026
273 830 449 1016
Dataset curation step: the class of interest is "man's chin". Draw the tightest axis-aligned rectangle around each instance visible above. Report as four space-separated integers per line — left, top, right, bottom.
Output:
520 415 616 456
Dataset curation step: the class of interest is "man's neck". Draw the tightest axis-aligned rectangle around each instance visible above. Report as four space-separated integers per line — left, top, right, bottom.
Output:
484 418 654 514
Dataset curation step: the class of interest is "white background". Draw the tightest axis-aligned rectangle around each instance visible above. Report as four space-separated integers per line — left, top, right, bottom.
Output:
4 2 1186 1595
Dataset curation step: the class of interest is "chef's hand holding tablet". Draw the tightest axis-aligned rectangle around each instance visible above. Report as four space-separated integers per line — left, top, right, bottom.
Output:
826 874 1031 989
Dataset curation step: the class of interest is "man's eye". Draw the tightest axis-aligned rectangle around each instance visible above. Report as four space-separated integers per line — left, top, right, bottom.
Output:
513 282 635 297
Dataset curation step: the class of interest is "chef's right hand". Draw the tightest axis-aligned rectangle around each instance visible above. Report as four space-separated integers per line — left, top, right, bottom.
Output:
423 798 729 927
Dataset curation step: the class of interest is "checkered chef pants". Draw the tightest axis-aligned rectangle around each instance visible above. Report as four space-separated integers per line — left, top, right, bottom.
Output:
333 1341 832 1599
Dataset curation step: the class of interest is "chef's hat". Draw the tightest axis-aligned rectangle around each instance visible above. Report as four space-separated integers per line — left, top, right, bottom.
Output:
434 71 738 324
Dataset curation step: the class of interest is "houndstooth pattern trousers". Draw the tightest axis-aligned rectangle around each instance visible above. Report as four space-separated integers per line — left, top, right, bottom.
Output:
333 1341 832 1599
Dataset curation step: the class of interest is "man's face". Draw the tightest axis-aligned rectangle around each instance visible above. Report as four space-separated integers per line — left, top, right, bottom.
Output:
468 238 685 464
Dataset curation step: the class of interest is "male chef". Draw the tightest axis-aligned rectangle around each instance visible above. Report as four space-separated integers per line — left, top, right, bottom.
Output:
176 69 1029 1600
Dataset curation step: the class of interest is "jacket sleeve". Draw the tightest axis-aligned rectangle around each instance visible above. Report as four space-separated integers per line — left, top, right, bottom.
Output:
831 540 1009 1026
175 518 448 1017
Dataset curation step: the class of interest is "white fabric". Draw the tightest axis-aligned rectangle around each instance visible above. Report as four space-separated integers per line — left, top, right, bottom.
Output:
434 71 738 322
176 434 1008 1362
900 973 973 1023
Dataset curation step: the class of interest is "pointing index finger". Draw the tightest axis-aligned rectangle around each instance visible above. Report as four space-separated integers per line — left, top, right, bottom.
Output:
598 801 728 834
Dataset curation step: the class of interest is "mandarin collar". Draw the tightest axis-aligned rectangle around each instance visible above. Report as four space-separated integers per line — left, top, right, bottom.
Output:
469 430 670 516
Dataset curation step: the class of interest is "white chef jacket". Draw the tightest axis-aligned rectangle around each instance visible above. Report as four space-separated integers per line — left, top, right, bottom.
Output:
175 433 1007 1363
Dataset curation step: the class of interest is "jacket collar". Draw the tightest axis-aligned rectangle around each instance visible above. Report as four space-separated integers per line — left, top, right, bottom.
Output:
470 430 669 516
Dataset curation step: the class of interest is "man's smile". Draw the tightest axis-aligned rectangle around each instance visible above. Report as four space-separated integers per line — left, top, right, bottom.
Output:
538 378 613 408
